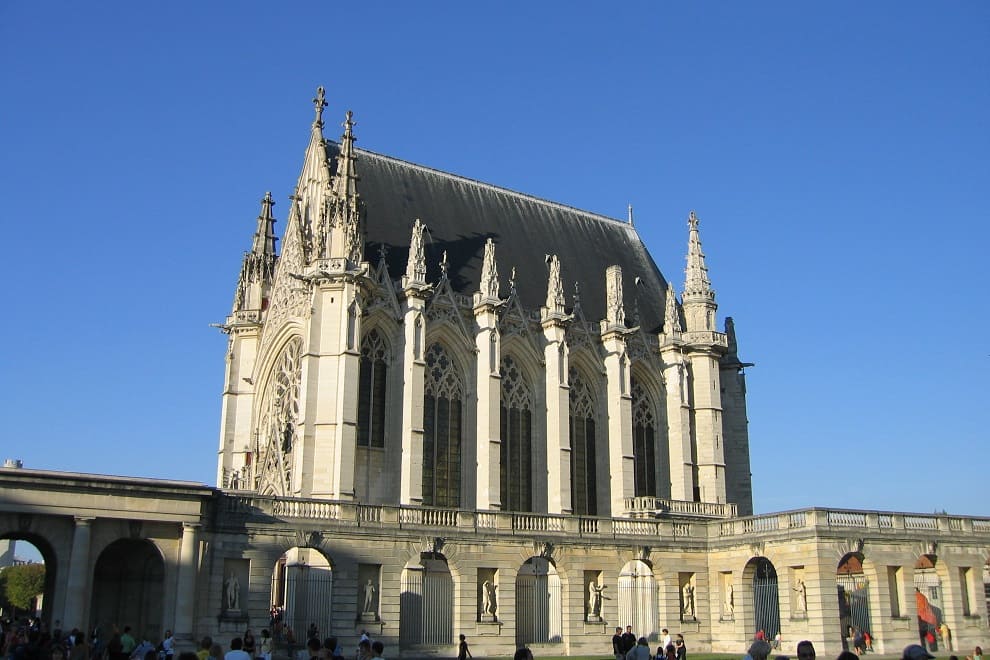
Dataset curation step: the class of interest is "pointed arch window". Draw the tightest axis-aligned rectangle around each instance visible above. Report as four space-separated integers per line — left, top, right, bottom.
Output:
254 337 303 496
632 377 657 497
357 329 388 448
500 355 533 512
423 342 464 507
569 368 598 516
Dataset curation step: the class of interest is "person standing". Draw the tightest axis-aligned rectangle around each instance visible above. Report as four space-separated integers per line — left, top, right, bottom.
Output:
457 635 471 660
223 639 250 660
675 634 687 660
621 626 636 656
612 627 624 660
120 629 136 659
796 640 817 660
370 642 384 660
661 629 672 652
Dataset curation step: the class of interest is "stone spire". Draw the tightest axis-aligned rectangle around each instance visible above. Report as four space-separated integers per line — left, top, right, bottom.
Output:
325 110 364 264
605 265 625 329
664 282 681 336
479 238 500 301
231 192 279 315
682 210 717 332
684 210 713 299
545 254 566 317
404 219 427 285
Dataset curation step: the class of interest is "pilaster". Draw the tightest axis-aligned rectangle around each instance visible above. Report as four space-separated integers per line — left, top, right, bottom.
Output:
687 345 727 504
216 325 260 487
601 329 633 517
64 516 94 630
399 286 428 505
474 299 502 510
661 343 695 501
174 523 200 642
303 266 366 498
542 316 570 514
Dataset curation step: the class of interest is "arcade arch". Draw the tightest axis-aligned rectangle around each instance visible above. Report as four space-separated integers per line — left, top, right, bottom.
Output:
270 547 333 643
617 559 658 641
744 557 780 641
515 556 562 646
399 554 453 647
90 539 165 642
837 553 872 649
0 536 53 626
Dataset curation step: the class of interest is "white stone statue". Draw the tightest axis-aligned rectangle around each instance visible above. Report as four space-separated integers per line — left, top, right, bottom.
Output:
405 219 427 284
724 582 734 615
545 254 565 315
794 579 807 613
363 578 376 613
225 572 240 610
588 581 605 617
482 580 497 616
480 238 500 300
682 583 695 617
605 265 625 327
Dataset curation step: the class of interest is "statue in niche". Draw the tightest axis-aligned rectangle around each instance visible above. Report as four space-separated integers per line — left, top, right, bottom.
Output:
363 579 376 613
682 582 695 617
724 581 734 616
225 572 240 610
793 579 807 613
588 581 606 617
482 580 497 616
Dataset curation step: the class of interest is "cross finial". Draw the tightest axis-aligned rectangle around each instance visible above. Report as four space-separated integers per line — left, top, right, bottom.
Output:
313 86 328 126
377 243 389 264
343 109 355 133
440 250 449 279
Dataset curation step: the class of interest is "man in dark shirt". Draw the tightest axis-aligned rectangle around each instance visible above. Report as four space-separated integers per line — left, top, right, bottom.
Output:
612 627 624 660
621 626 637 655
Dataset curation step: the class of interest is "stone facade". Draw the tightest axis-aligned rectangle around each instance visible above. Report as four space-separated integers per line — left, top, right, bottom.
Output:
0 89 987 658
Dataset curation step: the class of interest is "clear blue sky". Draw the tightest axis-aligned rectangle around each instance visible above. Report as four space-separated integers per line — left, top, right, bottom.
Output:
1 2 987 517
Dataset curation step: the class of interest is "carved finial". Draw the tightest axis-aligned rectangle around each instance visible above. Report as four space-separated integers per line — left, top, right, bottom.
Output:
628 204 634 225
405 219 427 285
377 243 389 265
664 283 682 335
509 267 517 296
573 281 582 313
605 265 625 328
545 255 565 316
440 250 449 279
480 238 500 300
313 86 328 127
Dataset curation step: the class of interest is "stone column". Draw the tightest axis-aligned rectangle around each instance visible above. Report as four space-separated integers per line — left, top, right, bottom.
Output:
542 317 570 513
660 343 695 501
473 298 501 510
63 516 94 630
174 523 200 643
399 285 429 505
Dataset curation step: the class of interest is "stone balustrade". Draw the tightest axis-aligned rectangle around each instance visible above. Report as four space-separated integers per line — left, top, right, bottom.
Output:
217 495 990 546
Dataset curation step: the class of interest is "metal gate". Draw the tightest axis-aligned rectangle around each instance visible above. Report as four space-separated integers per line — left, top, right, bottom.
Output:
516 559 562 645
280 564 333 640
399 560 453 647
837 575 872 639
914 570 943 644
618 567 658 640
751 559 780 640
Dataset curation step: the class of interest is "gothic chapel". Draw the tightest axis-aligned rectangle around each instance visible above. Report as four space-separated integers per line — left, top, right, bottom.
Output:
2 87 986 658
217 87 755 519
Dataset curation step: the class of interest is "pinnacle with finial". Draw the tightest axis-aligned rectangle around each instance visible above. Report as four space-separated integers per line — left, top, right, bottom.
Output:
684 210 713 298
313 86 328 127
440 251 449 279
251 191 277 257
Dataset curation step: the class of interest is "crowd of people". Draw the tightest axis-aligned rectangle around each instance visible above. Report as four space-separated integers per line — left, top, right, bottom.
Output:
611 625 687 660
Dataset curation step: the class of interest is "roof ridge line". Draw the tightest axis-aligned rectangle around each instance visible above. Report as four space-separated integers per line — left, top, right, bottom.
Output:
329 140 636 230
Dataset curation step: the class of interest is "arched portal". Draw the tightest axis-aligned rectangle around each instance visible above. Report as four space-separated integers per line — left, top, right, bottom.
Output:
618 560 658 641
0 536 54 628
399 554 453 647
270 547 333 642
515 557 562 646
747 557 780 640
837 553 872 649
90 539 165 642
914 554 943 649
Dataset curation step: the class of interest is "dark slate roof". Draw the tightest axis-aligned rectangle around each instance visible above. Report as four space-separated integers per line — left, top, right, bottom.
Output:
330 143 671 334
